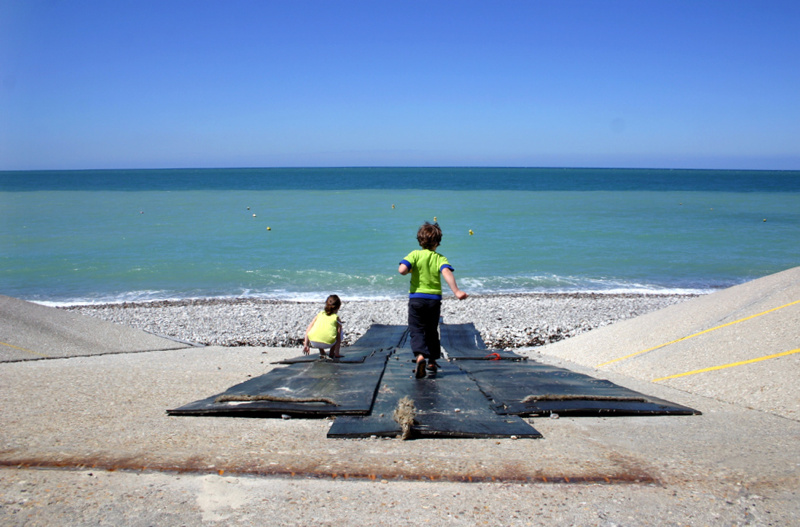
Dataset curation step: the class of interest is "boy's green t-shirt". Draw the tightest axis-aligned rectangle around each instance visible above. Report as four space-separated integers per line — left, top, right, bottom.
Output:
400 249 454 298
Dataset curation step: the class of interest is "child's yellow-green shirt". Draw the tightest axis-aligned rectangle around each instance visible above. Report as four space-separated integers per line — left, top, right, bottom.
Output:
307 311 340 344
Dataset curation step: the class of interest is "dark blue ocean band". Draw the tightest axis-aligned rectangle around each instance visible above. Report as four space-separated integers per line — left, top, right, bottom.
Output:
409 293 442 299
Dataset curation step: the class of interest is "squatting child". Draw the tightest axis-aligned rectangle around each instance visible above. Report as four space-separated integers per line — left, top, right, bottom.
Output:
303 294 344 358
398 222 468 378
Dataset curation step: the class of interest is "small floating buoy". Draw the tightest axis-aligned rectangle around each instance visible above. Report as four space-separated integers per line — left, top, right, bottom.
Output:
252 213 257 217
392 204 395 209
763 219 767 222
469 229 474 235
247 207 250 210
267 226 271 231
433 216 437 222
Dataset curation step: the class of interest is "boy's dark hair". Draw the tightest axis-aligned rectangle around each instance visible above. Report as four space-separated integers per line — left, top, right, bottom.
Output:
417 222 442 250
324 294 341 315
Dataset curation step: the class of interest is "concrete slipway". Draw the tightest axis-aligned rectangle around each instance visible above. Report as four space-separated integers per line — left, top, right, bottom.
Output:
541 265 800 421
0 295 192 362
0 269 798 525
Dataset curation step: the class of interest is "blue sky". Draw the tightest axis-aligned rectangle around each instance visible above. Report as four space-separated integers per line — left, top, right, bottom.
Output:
1 1 799 170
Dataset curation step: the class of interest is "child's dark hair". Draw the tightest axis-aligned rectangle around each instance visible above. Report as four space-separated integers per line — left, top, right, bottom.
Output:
324 294 341 315
417 222 442 250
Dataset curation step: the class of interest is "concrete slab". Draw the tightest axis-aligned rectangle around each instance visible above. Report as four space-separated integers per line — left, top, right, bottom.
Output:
539 266 800 420
0 295 192 362
1 345 798 524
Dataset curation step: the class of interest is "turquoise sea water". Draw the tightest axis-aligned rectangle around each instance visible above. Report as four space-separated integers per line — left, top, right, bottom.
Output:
1 168 798 305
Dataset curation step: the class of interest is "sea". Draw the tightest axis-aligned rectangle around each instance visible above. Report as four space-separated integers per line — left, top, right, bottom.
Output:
1 167 798 306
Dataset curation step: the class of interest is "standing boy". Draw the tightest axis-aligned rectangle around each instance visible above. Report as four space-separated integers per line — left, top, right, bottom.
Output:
398 222 468 378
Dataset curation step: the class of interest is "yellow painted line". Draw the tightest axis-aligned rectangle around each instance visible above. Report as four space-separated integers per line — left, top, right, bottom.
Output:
0 340 50 358
653 348 800 382
596 299 800 368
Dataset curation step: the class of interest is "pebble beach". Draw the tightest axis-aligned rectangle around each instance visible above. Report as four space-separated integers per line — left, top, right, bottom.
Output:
64 293 698 349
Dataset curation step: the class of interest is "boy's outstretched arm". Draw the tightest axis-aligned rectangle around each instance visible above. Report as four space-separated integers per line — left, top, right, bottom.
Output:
441 267 468 300
398 263 410 275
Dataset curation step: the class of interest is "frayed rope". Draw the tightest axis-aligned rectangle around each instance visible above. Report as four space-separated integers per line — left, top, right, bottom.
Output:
392 396 417 440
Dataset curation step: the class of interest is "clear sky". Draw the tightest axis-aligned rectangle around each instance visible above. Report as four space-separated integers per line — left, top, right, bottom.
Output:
2 0 799 170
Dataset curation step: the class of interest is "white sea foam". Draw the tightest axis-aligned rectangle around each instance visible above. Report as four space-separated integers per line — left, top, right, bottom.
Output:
458 275 715 297
35 281 712 308
33 270 721 307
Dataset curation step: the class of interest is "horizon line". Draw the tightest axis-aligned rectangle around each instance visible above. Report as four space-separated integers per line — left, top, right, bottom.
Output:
3 165 800 174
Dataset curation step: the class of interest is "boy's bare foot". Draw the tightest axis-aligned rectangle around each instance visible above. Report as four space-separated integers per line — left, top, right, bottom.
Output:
426 361 439 372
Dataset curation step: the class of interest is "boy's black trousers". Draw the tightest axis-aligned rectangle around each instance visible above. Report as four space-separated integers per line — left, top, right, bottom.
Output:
408 297 441 361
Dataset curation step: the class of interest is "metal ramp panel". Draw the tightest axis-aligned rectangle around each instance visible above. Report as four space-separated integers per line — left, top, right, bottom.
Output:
327 347 541 439
456 359 699 416
440 323 700 417
275 324 407 364
168 349 391 417
169 323 699 437
439 322 526 360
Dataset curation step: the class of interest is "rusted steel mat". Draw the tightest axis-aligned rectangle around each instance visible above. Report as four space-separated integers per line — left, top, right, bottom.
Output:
440 323 700 417
328 350 542 439
168 349 391 417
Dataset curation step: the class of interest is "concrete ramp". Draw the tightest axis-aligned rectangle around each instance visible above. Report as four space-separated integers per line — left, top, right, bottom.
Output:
0 295 192 362
540 267 800 420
